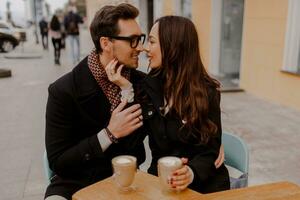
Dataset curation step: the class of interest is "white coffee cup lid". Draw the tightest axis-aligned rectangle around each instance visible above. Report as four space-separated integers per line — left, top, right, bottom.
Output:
115 157 132 164
112 155 137 166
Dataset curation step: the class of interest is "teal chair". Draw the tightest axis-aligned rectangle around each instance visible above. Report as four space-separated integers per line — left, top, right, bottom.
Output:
43 150 54 184
222 132 249 189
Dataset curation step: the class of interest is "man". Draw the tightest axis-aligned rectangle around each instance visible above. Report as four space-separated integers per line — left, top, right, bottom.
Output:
39 17 49 50
45 4 146 200
64 7 83 64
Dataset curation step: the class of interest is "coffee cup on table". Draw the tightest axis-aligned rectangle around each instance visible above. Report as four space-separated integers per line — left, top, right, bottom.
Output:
157 156 183 192
112 155 137 192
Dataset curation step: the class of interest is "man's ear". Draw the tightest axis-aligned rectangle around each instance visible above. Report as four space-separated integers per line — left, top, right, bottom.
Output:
99 37 112 52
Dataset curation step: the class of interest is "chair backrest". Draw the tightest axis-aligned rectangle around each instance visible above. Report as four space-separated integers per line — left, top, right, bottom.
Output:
222 132 249 188
43 150 54 183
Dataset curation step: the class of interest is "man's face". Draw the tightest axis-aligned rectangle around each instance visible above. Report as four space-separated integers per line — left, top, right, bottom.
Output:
111 19 144 69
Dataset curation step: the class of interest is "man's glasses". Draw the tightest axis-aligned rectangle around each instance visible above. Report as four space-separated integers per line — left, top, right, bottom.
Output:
107 34 146 48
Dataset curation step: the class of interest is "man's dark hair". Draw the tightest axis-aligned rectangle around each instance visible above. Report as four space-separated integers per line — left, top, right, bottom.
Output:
90 3 139 53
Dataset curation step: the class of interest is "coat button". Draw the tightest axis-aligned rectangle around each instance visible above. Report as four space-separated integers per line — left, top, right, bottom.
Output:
84 153 91 161
148 111 153 116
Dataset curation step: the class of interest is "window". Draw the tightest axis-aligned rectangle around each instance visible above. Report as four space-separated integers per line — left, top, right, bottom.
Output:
282 0 300 74
173 0 192 19
181 0 192 19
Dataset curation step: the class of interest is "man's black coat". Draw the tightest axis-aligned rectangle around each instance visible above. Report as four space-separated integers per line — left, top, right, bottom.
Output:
45 57 146 199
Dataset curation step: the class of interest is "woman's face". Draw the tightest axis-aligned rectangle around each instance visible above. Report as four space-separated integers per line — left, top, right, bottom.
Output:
146 22 162 69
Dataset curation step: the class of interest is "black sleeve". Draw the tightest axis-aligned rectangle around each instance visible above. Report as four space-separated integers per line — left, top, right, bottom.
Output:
45 83 105 176
188 90 222 185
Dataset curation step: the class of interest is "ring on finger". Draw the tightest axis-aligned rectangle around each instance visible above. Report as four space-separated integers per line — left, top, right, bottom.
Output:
138 116 143 121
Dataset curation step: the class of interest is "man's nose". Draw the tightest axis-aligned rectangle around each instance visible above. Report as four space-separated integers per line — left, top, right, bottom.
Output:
141 43 149 52
136 41 144 51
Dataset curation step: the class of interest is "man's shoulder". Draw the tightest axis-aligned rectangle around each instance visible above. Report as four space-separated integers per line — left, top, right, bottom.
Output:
207 86 220 105
49 57 89 94
49 71 73 95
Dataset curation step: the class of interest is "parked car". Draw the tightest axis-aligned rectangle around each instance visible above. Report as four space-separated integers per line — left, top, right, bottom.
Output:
0 31 19 52
0 21 27 42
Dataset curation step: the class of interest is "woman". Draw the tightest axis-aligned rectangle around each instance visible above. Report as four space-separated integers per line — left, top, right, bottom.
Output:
49 15 62 65
105 16 229 193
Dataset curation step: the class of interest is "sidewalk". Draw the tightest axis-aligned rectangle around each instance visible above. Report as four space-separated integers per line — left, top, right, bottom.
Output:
0 27 94 200
0 27 299 200
221 92 300 186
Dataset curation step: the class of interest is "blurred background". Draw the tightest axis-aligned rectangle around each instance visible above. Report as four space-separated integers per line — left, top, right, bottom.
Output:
0 0 299 199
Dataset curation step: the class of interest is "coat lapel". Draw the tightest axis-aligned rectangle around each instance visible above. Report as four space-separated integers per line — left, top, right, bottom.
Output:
73 57 111 127
143 74 164 114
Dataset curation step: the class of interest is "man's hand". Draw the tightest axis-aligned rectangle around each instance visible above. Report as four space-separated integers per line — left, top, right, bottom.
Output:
107 100 143 139
215 144 225 168
105 58 131 88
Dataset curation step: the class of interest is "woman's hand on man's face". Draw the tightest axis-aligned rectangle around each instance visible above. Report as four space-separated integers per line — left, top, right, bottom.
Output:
105 58 132 88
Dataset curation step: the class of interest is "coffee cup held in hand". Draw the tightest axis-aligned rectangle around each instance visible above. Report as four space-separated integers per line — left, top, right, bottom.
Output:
158 156 183 192
112 155 137 191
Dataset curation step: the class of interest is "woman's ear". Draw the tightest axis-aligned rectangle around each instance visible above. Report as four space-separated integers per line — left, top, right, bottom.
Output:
99 37 112 52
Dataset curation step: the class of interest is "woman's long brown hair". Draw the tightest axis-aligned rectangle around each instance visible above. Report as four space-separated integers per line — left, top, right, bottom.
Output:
150 16 220 144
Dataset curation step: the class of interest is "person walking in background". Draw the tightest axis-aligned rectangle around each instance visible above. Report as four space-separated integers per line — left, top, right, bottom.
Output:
49 15 62 65
64 6 83 64
39 17 49 50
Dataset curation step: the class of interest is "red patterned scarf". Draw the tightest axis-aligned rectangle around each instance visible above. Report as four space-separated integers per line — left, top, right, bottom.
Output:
88 48 130 112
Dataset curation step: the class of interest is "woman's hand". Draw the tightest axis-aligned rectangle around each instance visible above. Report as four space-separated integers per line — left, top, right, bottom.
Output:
215 144 225 168
105 58 131 88
170 158 193 191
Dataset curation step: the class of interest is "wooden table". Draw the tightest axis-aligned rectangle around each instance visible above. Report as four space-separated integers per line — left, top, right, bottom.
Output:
73 171 300 200
203 181 300 200
72 171 202 200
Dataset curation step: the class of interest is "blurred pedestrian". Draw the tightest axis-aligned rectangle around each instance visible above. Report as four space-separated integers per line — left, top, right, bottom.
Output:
64 6 83 64
39 17 49 50
49 15 62 65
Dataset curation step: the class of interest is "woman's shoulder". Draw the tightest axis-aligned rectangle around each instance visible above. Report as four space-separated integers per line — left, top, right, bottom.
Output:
207 86 220 101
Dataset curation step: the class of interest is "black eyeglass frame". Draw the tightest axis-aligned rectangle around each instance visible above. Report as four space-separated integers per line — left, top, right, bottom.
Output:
104 34 146 48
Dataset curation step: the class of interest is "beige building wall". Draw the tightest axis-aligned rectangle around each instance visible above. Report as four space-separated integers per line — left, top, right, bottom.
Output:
162 0 175 15
240 0 300 111
152 0 211 69
159 0 212 69
85 0 138 25
191 0 211 69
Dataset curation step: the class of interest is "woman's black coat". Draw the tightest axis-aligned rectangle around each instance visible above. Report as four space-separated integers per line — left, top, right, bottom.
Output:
142 75 230 193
